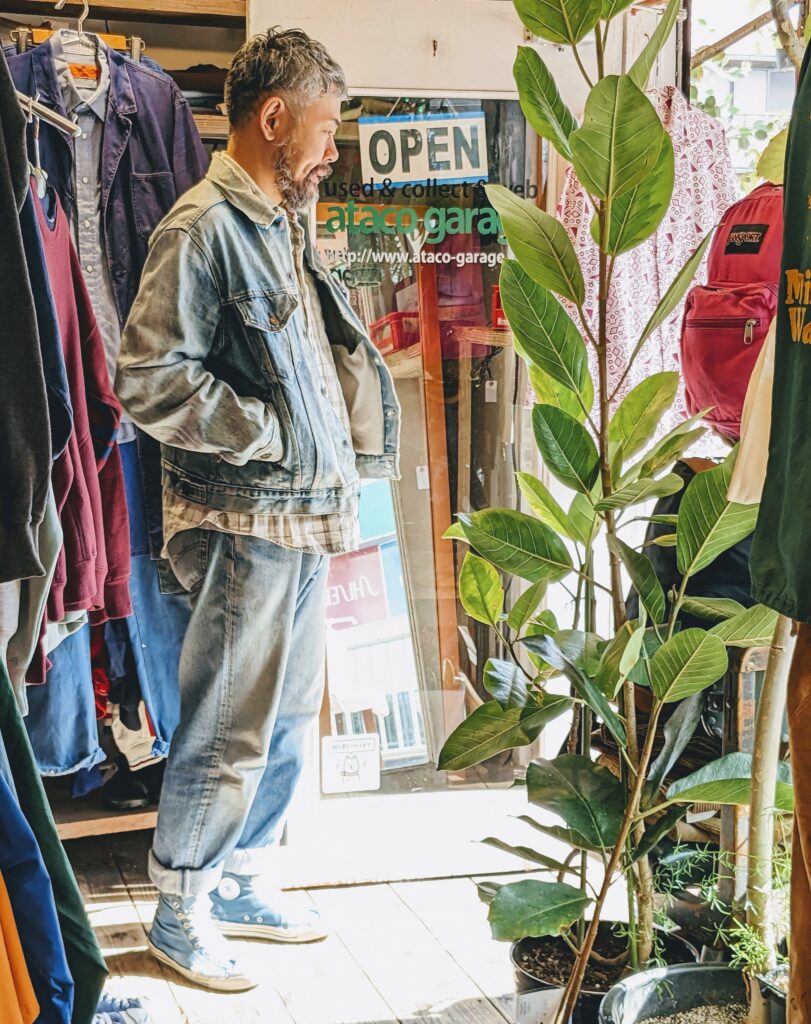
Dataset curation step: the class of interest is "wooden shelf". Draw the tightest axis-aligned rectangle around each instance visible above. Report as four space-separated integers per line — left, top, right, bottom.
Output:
193 112 229 140
44 776 157 841
0 0 246 27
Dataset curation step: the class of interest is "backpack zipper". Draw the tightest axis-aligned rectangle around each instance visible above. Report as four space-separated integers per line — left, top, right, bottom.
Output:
685 315 761 345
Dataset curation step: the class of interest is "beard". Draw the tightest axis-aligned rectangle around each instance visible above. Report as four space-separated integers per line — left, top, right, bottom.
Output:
275 137 332 211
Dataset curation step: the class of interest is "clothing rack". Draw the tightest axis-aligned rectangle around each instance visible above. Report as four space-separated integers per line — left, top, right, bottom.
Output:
15 89 81 138
12 26 145 62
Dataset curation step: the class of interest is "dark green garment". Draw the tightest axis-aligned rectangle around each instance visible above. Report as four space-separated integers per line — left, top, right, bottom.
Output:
0 665 107 1023
751 44 811 621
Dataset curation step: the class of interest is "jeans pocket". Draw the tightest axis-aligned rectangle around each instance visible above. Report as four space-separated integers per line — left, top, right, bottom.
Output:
166 528 211 595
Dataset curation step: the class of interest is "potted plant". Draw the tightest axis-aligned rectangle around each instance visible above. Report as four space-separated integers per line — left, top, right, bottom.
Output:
438 0 791 1020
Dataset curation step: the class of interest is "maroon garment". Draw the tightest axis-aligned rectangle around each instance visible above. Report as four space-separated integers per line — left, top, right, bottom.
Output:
34 188 131 625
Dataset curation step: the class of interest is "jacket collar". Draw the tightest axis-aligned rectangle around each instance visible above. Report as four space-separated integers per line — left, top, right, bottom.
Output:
28 32 136 119
207 152 288 229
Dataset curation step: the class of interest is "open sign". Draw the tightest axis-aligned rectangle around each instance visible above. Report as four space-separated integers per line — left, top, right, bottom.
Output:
358 112 488 188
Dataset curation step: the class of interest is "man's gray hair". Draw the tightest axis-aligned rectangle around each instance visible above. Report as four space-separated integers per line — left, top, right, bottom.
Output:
225 27 347 127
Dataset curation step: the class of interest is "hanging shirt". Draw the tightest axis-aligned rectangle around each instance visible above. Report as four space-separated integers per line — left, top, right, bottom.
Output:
0 869 40 1024
555 86 737 450
750 46 811 621
50 32 136 443
160 152 360 557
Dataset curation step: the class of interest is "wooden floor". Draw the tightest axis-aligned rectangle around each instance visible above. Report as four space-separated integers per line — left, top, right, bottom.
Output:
69 831 520 1024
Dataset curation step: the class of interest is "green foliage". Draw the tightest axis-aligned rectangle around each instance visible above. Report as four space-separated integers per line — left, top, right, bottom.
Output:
459 552 504 626
501 260 592 410
458 509 573 584
437 0 778 988
485 184 584 303
488 880 592 941
570 75 665 204
533 405 600 494
512 0 601 47
527 755 625 849
665 753 794 813
514 47 578 161
648 629 729 703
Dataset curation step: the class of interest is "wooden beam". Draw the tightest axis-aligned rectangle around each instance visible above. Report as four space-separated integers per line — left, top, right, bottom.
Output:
0 0 246 27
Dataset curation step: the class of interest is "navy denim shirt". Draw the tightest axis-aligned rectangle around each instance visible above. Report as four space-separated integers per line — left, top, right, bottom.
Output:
8 42 209 329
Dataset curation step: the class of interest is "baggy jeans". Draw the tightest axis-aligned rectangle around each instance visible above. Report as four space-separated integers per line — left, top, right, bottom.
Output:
149 527 328 896
789 624 811 1022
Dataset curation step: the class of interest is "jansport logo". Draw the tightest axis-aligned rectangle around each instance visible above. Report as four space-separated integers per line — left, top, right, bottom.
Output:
725 223 769 255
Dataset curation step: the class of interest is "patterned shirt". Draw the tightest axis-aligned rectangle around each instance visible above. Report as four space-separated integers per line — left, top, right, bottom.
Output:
162 152 359 556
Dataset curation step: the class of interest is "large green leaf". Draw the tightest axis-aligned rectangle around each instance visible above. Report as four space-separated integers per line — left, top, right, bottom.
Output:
609 373 680 460
757 126 788 186
515 815 602 853
676 454 759 577
636 423 707 480
486 184 585 304
527 755 625 848
709 605 779 648
502 260 591 405
517 472 571 536
649 628 729 703
520 634 626 746
459 509 574 584
644 692 704 800
665 753 794 813
680 597 747 624
533 405 600 494
602 0 635 17
438 696 572 771
608 536 666 624
635 233 715 357
596 622 645 698
513 0 602 47
570 75 664 203
568 492 598 546
528 363 589 423
595 474 683 513
628 0 681 91
592 132 675 256
514 47 578 161
444 521 466 540
507 581 547 633
484 658 530 711
459 552 504 626
555 629 603 677
480 837 577 876
488 880 591 941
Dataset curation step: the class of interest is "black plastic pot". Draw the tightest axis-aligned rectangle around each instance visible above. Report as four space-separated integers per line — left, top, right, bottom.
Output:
758 975 787 1024
599 964 746 1024
511 924 698 1024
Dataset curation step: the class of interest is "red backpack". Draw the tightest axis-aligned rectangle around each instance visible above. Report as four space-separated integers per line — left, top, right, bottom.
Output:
680 183 783 440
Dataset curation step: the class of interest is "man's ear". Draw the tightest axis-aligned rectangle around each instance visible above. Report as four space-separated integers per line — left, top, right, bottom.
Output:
259 95 285 142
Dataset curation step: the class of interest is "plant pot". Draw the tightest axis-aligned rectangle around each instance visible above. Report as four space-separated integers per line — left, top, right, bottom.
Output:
598 964 746 1024
512 923 698 1024
758 974 787 1024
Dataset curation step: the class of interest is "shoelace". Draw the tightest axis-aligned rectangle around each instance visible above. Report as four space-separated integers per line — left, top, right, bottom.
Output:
171 900 237 971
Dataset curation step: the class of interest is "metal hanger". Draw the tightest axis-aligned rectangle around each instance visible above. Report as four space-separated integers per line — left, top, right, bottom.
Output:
55 0 90 35
16 90 82 139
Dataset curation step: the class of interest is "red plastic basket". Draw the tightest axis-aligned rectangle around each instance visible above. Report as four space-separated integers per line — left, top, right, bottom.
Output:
370 311 420 355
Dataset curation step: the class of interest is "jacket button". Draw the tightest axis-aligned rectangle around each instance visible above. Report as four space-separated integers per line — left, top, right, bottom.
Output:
269 315 279 326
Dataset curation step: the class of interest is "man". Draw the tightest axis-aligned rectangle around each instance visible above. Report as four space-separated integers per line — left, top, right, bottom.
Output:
116 28 400 990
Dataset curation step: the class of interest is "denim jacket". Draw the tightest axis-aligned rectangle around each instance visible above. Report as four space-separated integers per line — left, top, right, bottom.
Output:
7 41 209 328
116 155 401 516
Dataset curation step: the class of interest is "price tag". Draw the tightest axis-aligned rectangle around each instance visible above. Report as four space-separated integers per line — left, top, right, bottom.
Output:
485 379 498 403
515 987 565 1024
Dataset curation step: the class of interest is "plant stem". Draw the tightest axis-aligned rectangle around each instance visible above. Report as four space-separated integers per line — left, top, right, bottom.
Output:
571 43 595 88
746 615 793 1003
579 560 596 948
554 702 664 1024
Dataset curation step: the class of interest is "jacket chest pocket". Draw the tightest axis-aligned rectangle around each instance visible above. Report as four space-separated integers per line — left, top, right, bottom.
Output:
234 291 299 383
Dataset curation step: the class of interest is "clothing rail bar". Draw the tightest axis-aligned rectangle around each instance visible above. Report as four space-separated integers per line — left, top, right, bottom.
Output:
15 90 81 138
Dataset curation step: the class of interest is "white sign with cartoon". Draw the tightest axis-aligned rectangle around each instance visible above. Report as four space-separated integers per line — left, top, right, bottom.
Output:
321 734 381 794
